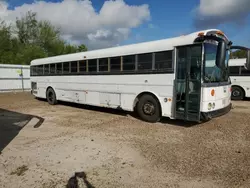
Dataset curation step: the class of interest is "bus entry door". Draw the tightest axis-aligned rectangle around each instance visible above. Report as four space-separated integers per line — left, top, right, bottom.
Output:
174 44 202 122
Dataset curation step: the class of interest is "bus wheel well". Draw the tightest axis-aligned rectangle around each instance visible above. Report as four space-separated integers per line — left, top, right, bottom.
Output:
46 86 57 105
133 92 162 114
46 86 55 98
231 85 245 98
46 86 54 93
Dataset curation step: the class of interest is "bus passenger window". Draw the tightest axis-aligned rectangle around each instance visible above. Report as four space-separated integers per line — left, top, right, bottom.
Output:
88 59 97 72
50 64 56 74
37 65 44 75
99 58 109 72
155 51 172 70
240 66 250 76
31 66 37 76
79 60 86 72
110 57 121 72
63 62 70 74
138 53 153 71
44 64 49 75
123 55 135 71
229 66 240 76
57 63 62 74
71 61 78 73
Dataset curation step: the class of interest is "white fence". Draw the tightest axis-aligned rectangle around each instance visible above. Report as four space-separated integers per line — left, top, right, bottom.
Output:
0 64 30 92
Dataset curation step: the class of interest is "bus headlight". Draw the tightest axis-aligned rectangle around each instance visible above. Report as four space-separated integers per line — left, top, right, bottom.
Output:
212 103 215 109
208 103 212 110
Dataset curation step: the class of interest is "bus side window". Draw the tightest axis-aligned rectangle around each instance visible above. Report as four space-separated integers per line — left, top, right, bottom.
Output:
99 58 109 72
37 65 44 75
88 59 97 72
71 61 78 73
110 57 121 72
155 51 172 71
63 62 70 74
240 66 250 76
123 55 135 71
138 53 153 71
31 66 36 76
79 60 86 73
57 63 62 74
230 66 240 76
44 64 49 75
50 64 56 74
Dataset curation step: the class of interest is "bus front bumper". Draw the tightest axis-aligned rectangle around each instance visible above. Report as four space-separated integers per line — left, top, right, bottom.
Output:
201 103 232 121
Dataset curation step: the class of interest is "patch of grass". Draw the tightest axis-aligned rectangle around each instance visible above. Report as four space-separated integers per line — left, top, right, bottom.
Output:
10 165 28 176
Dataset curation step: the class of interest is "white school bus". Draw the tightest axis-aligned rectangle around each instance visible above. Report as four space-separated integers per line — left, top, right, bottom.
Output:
229 46 250 100
30 29 235 122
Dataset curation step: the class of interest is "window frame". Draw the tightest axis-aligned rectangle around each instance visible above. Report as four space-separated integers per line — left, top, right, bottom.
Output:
137 53 153 71
31 50 176 76
154 50 173 71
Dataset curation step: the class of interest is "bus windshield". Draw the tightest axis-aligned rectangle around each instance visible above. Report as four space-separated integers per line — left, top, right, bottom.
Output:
203 43 229 83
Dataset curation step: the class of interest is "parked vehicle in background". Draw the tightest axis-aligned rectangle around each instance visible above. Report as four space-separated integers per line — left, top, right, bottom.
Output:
30 29 235 123
229 46 250 100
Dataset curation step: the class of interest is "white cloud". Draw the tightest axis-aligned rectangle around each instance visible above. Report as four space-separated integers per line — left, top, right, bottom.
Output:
0 0 150 49
194 0 250 28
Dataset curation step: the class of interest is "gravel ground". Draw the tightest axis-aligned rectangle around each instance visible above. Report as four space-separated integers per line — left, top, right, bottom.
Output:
0 92 250 188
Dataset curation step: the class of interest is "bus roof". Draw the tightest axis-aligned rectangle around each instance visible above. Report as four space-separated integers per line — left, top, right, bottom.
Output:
229 58 246 67
31 29 226 66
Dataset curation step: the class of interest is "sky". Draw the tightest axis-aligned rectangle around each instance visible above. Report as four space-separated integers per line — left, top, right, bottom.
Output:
1 0 250 50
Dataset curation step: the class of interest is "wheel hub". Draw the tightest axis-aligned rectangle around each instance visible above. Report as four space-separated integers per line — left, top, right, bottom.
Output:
143 102 155 115
232 90 240 97
48 92 53 101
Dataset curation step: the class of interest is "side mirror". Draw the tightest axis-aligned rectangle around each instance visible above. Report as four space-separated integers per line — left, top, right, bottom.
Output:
216 41 226 68
246 50 250 70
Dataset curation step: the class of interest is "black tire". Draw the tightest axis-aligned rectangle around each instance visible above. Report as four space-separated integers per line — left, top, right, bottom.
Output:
231 86 244 100
46 87 58 105
136 94 161 123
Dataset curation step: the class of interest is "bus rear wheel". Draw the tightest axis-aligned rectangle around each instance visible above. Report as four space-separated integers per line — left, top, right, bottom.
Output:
46 88 58 105
136 94 161 123
231 86 244 100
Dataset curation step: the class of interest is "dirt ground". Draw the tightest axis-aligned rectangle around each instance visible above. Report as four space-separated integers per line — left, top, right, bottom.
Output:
0 92 250 188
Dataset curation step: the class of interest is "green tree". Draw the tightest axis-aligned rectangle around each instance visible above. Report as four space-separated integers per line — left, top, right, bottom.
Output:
15 45 47 65
230 50 247 59
0 11 88 65
37 20 66 56
15 11 38 45
77 44 88 52
0 21 16 64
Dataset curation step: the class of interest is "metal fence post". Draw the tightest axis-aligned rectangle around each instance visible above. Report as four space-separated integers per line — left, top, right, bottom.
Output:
21 67 24 91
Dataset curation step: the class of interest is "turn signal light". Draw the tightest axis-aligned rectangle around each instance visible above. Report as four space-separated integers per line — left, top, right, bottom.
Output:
198 32 204 37
216 31 224 36
211 89 215 96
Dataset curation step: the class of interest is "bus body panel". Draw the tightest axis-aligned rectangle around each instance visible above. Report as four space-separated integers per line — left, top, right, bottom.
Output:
231 77 250 97
200 85 231 112
32 74 175 118
229 58 250 98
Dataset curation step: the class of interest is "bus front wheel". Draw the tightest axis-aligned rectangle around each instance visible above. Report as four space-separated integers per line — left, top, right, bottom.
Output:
231 86 244 100
46 88 58 105
137 94 161 123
